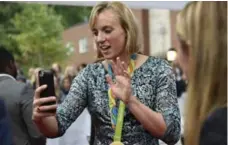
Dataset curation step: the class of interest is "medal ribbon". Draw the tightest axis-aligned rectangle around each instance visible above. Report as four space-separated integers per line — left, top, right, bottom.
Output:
107 54 136 142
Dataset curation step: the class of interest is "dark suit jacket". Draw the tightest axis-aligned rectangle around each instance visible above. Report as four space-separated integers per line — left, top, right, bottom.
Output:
0 75 46 145
200 107 227 145
0 99 13 145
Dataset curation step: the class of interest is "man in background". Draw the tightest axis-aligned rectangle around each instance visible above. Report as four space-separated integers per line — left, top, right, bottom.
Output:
0 46 46 145
0 98 13 145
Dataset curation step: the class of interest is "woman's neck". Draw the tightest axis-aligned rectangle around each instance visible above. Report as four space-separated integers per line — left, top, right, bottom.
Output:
114 53 130 64
102 53 149 73
102 52 130 71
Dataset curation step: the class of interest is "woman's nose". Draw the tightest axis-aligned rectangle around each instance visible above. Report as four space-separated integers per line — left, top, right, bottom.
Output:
97 33 106 43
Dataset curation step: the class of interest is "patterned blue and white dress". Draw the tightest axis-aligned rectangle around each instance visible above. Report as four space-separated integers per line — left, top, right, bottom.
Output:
56 56 181 145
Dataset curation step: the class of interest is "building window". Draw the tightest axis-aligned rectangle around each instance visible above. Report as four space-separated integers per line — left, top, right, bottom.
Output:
66 42 74 56
79 37 88 54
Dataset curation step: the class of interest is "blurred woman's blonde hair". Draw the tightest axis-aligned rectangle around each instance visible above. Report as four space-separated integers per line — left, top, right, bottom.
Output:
89 1 141 60
176 2 227 145
64 66 77 78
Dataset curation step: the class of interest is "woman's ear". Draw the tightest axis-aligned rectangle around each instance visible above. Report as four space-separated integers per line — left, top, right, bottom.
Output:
180 39 190 57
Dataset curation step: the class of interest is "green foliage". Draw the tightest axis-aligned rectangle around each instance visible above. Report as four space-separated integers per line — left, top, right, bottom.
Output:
0 2 92 76
10 4 67 69
51 5 92 28
0 2 23 59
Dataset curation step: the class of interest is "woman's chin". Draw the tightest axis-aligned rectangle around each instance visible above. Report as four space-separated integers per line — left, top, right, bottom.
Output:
102 53 116 60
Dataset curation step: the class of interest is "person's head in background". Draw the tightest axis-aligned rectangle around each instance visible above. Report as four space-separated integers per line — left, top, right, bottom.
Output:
33 67 42 89
176 2 227 145
28 67 35 85
89 1 141 62
62 76 72 92
77 63 87 72
51 68 60 94
0 46 17 78
52 62 62 76
50 68 61 103
64 65 77 79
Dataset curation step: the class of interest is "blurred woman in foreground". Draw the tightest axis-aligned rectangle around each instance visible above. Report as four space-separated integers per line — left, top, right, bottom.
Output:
176 1 227 145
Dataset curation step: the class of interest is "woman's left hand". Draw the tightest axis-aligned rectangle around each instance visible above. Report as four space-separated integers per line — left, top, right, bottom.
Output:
106 57 133 104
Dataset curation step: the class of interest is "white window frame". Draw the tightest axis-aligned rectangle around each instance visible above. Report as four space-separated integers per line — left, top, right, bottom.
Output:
79 37 88 54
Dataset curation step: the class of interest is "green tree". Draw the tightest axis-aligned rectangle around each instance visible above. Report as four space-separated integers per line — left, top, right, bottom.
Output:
51 5 92 28
0 2 92 75
0 2 91 58
0 2 23 58
10 4 67 70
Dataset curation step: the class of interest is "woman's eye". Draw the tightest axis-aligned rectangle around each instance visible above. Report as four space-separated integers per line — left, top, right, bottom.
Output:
93 31 98 36
104 29 112 34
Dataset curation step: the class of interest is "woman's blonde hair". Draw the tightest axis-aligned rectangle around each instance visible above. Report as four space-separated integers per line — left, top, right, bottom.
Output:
176 2 227 145
89 1 141 59
64 65 77 77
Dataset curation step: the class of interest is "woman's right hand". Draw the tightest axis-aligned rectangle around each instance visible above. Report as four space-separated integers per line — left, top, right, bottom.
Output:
32 85 57 122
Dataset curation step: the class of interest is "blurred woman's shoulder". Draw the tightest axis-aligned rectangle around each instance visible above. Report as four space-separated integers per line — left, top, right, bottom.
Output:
200 107 227 145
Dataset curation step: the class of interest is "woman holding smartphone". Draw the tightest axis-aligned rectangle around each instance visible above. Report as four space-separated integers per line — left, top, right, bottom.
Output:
32 2 180 145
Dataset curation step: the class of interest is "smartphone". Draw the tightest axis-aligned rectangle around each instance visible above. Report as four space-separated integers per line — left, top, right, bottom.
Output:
38 70 56 106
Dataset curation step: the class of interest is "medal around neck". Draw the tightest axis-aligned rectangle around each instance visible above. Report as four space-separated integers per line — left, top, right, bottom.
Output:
108 54 137 145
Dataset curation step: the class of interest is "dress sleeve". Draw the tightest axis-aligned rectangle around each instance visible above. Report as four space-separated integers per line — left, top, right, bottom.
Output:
154 60 181 144
56 65 90 136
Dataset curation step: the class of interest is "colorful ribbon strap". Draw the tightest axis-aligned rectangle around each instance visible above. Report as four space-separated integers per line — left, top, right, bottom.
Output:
107 54 136 142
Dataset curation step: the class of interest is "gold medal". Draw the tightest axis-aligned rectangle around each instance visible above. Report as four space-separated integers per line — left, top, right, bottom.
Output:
110 141 124 145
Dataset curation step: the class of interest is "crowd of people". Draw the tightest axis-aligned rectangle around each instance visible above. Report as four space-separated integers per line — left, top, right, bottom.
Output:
16 62 87 105
0 1 227 145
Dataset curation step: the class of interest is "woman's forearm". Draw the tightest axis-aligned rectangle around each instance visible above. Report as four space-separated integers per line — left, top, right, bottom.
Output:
33 116 59 138
127 96 167 138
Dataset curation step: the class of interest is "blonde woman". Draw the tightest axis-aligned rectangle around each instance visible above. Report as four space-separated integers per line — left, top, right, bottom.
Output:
176 1 227 145
32 2 180 145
